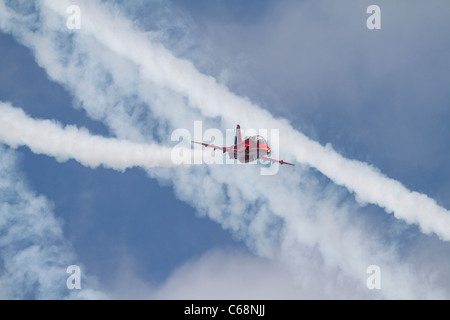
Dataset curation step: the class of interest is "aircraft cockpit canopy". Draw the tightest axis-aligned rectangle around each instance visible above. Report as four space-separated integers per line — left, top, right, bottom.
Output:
251 135 267 144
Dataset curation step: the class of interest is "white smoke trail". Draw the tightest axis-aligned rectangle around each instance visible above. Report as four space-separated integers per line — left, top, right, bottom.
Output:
0 101 193 171
39 0 450 241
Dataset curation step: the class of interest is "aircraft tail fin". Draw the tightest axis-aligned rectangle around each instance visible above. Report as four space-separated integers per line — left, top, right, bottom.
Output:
235 124 242 145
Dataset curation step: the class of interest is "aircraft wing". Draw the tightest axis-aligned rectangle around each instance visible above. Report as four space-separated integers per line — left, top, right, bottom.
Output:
261 155 295 166
191 141 241 153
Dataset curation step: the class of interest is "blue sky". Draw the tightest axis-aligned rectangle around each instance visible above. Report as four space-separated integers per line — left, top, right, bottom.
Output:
0 0 449 299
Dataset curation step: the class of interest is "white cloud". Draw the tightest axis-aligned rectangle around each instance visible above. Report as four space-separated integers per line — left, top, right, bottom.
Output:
152 249 343 299
152 247 425 299
0 145 106 299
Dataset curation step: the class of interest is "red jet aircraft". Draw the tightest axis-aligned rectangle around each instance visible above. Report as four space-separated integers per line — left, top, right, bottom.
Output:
192 124 294 166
